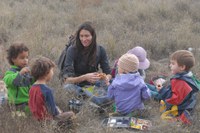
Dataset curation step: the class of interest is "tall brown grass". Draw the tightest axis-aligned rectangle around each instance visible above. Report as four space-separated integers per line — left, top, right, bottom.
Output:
0 0 200 132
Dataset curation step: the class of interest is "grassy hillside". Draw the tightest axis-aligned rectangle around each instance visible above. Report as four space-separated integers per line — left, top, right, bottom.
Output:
0 0 200 132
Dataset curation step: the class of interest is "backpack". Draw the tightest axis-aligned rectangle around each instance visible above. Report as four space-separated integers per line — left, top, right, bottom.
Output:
57 35 75 81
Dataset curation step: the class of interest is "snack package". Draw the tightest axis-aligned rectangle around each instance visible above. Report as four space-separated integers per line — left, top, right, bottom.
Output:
153 78 166 87
151 75 167 87
103 116 152 130
130 117 152 130
98 73 107 80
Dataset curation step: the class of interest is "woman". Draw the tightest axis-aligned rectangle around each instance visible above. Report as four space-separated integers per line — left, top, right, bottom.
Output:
63 22 111 98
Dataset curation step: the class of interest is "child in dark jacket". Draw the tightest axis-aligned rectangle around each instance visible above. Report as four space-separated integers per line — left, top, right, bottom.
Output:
29 56 75 121
156 50 200 125
3 43 34 112
108 53 151 115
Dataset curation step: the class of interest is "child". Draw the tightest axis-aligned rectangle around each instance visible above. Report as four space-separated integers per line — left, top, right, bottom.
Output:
157 50 200 125
29 56 75 121
111 46 150 79
3 43 33 112
108 53 151 116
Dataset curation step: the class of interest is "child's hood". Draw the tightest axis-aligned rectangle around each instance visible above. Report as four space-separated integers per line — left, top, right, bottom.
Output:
173 71 200 92
113 72 143 91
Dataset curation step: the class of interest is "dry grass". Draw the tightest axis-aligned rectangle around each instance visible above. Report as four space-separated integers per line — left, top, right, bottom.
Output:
0 0 200 132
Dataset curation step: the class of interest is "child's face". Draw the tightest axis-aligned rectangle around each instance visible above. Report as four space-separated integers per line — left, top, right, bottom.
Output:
169 60 185 74
12 51 29 68
118 67 125 74
46 68 54 82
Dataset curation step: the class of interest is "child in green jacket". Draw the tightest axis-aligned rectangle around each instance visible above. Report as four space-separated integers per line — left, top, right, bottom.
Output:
3 42 34 112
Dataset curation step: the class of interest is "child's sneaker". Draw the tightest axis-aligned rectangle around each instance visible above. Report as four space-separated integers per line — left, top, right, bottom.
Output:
159 100 166 113
178 110 192 125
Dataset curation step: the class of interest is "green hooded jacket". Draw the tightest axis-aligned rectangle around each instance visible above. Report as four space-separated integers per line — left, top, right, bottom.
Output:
3 65 34 105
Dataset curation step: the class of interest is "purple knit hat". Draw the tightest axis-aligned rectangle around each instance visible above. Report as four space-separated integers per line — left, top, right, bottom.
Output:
127 46 150 70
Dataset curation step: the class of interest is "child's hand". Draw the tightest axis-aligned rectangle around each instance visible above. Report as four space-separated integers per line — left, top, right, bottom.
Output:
98 73 111 86
69 111 76 119
106 74 112 80
57 111 76 120
156 84 163 91
105 75 111 86
19 67 30 75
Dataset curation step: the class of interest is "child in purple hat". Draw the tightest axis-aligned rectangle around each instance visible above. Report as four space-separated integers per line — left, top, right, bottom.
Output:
111 46 150 79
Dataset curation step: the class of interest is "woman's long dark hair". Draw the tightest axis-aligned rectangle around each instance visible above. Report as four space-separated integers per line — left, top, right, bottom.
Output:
75 22 97 67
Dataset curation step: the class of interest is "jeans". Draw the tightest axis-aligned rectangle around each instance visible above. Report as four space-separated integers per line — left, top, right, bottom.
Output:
63 81 112 106
90 95 112 106
63 84 87 97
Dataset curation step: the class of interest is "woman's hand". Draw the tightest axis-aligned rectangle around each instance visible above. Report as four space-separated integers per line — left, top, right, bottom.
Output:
84 72 100 83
